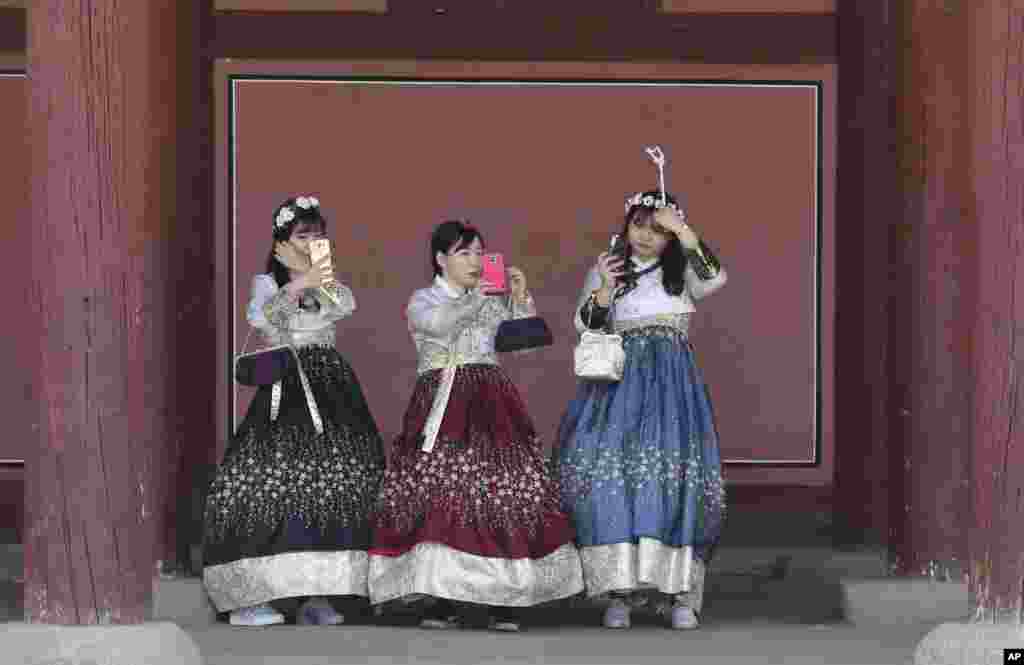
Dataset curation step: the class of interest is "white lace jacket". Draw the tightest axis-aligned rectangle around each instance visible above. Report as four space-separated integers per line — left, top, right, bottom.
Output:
573 256 728 335
245 273 356 348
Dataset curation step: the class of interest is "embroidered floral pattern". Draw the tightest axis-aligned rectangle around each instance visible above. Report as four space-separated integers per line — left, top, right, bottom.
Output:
375 367 563 541
559 437 725 520
205 421 384 541
376 436 562 539
262 287 301 329
207 346 385 542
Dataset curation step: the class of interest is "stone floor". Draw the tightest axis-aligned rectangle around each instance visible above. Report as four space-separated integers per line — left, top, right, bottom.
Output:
0 511 969 664
182 613 942 665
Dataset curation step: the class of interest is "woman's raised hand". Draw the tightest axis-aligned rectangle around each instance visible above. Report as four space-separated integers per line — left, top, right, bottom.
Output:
507 266 528 302
299 255 334 290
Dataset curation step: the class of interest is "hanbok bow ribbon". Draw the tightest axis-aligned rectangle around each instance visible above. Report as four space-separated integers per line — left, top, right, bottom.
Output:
420 349 471 452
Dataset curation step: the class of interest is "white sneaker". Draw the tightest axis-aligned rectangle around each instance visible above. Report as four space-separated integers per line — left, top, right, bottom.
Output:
229 603 285 626
670 605 699 630
488 617 521 632
602 600 631 629
419 616 458 629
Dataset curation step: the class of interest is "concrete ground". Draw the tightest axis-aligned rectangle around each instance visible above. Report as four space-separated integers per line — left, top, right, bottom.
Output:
180 610 942 665
1 514 968 664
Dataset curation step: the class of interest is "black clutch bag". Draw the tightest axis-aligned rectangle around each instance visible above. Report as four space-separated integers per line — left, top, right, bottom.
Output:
494 316 554 353
234 328 296 386
234 345 295 386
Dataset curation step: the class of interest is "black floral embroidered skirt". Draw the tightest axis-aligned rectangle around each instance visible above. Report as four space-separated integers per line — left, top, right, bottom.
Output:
203 345 385 612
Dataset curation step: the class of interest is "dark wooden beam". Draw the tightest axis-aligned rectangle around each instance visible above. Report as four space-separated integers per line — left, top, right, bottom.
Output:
211 12 836 63
168 0 219 574
661 0 834 11
0 8 24 52
0 467 23 542
890 0 970 576
0 7 838 63
832 0 899 549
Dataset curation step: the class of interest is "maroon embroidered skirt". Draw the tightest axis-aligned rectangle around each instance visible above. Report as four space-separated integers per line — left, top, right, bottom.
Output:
368 364 583 606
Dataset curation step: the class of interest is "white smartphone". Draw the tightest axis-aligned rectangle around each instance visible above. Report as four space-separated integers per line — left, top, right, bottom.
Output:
307 238 340 306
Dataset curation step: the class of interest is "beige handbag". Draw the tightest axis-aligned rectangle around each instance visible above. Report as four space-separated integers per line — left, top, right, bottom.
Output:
573 293 625 382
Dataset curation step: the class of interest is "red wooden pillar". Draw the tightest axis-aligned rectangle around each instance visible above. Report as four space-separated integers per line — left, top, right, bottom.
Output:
890 0 972 577
965 0 1024 623
24 1 183 624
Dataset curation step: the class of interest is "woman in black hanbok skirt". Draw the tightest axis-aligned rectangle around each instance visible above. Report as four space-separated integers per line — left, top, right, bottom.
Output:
203 196 385 626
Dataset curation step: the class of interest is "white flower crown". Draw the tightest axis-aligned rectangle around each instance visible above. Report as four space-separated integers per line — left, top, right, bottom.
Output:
624 192 682 215
275 195 320 228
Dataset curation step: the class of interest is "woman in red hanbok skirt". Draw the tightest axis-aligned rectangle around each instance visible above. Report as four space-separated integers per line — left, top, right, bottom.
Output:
368 220 583 631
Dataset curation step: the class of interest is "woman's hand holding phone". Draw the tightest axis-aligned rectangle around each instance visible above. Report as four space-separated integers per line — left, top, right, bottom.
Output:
507 266 528 303
597 252 626 289
299 255 333 290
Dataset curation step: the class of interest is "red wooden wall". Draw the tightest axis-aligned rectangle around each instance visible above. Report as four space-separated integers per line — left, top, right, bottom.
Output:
214 60 836 488
0 3 846 559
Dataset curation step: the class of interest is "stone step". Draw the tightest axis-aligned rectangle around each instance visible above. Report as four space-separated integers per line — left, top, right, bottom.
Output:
840 578 969 626
0 544 21 582
710 545 891 580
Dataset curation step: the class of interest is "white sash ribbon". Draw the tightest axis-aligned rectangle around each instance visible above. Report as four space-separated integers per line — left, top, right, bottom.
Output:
269 347 324 435
420 350 471 452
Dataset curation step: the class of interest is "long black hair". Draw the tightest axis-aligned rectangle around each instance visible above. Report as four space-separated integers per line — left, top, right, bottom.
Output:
429 219 485 277
616 190 688 297
264 197 328 288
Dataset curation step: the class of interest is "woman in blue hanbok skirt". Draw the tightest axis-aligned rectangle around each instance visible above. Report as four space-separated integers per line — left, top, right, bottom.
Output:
556 189 727 631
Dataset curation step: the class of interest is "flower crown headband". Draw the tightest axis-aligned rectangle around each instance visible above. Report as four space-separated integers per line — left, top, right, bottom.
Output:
624 146 683 215
275 195 320 229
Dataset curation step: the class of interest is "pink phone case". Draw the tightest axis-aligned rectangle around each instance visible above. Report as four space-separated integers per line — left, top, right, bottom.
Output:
481 253 507 294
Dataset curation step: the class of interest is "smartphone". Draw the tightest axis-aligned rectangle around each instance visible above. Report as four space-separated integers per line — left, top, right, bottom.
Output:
481 252 508 294
609 233 627 258
308 237 331 266
307 238 341 305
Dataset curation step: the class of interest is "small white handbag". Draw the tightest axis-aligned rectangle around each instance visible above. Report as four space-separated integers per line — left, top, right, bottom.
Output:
573 294 625 382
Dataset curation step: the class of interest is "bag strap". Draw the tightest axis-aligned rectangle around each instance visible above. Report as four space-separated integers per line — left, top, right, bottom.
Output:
237 325 272 359
584 287 617 333
239 326 255 357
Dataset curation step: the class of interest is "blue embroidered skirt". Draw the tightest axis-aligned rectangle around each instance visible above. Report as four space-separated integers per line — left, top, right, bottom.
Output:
555 324 725 597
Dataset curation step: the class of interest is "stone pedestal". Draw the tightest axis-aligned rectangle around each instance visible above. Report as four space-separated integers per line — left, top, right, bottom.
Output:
914 623 1024 665
0 622 202 665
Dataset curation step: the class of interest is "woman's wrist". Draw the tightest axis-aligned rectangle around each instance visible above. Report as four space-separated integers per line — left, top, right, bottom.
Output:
594 285 613 307
687 240 722 280
512 290 532 305
676 230 700 250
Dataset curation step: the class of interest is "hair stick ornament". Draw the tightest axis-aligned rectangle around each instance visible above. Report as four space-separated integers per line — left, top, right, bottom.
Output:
644 146 668 207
